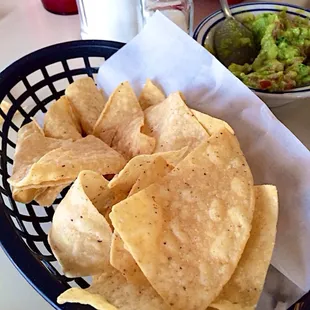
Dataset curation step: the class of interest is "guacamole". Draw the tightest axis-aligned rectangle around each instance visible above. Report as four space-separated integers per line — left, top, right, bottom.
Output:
228 11 310 91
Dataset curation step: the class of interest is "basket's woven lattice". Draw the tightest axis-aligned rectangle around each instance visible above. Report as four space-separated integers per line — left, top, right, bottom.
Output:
0 40 123 310
0 40 309 310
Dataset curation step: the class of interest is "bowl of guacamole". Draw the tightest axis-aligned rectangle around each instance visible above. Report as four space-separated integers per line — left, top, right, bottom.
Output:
193 3 310 107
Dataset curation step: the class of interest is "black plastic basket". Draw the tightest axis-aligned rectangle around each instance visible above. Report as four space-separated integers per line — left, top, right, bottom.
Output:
0 40 124 310
0 39 309 310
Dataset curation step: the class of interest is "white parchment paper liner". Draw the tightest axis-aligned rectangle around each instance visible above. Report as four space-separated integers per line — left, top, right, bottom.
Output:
97 12 310 308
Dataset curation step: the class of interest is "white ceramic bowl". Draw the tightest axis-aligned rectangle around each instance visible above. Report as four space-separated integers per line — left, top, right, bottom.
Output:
193 2 310 108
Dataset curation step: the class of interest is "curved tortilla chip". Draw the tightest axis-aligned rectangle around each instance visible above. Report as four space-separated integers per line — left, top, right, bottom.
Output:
58 288 117 310
34 182 71 206
109 147 187 195
210 185 278 310
9 121 69 202
44 96 82 140
9 121 68 185
93 81 155 159
10 135 126 188
48 171 114 277
12 187 45 204
65 77 105 134
191 109 234 135
110 129 255 310
139 79 165 110
58 264 170 310
144 92 208 153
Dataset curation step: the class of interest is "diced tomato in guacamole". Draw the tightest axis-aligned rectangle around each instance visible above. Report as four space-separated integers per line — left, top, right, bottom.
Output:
228 11 310 91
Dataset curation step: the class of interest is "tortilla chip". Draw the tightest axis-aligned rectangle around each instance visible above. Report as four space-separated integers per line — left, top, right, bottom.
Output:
210 185 278 310
58 288 117 310
65 77 105 134
9 121 66 184
191 109 234 135
13 182 69 207
34 182 71 206
43 96 82 140
93 81 155 159
12 187 45 203
139 79 165 110
144 92 208 153
48 171 114 277
58 264 170 310
9 121 69 202
0 100 15 123
109 147 187 195
110 156 173 284
0 100 11 114
110 231 148 285
110 129 255 310
10 135 126 188
129 156 173 196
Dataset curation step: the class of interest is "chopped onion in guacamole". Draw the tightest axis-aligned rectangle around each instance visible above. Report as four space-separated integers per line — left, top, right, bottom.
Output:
228 11 310 91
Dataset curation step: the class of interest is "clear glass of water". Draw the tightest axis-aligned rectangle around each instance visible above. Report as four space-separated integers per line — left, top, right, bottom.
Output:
76 0 141 43
140 0 194 34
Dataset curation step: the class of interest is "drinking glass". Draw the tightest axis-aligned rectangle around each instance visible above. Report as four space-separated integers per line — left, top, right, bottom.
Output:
140 0 194 34
76 0 141 43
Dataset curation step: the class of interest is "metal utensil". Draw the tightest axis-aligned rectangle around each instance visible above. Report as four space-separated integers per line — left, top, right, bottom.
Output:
213 0 258 67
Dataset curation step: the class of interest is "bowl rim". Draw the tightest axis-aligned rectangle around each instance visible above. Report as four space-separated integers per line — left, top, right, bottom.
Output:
193 2 310 97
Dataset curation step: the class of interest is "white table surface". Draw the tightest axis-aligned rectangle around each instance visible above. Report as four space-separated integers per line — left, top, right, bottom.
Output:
0 0 309 309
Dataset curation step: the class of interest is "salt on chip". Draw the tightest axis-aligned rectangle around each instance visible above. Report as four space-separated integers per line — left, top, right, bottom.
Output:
191 109 234 135
10 135 126 188
139 79 165 110
65 77 105 134
48 171 114 277
110 129 255 310
43 96 82 140
93 81 155 159
108 147 187 195
110 156 173 284
144 92 208 153
210 185 278 310
58 264 170 310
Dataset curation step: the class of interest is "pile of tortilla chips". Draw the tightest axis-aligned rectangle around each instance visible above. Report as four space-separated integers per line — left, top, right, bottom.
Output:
9 77 279 310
